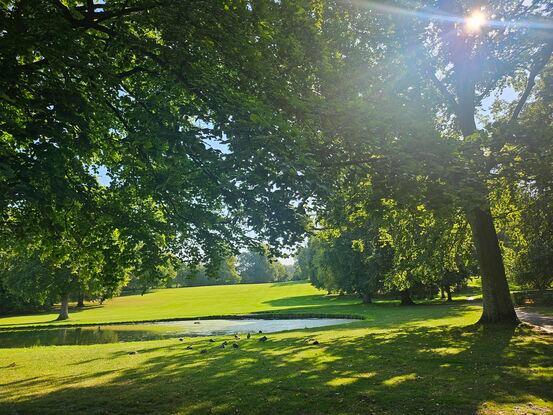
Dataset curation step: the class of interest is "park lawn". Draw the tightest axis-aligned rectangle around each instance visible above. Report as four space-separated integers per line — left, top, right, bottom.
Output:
0 281 486 329
0 282 552 415
0 281 349 328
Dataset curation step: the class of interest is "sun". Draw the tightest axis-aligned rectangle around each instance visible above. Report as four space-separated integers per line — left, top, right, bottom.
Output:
465 11 487 33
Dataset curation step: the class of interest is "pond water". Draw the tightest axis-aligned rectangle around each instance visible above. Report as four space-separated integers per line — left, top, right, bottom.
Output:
0 318 356 348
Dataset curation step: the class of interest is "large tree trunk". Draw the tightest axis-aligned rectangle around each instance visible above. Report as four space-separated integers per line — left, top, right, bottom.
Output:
57 293 70 321
467 207 518 324
400 289 415 306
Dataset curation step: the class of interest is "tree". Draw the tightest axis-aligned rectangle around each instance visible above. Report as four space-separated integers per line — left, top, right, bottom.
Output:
0 186 173 319
491 65 553 292
172 257 240 287
313 233 391 303
237 249 286 284
302 0 552 323
379 200 475 303
1 1 323 314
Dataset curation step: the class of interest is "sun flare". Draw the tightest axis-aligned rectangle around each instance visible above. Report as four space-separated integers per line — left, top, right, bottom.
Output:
465 10 487 33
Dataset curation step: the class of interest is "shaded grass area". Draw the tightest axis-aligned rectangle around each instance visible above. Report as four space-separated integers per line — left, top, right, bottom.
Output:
1 315 551 415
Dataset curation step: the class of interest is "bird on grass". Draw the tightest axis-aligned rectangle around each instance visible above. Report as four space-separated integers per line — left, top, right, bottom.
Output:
246 333 251 339
186 345 193 350
222 340 228 346
209 339 216 343
234 334 240 340
258 330 263 334
219 343 226 349
312 340 320 345
178 337 184 342
128 351 138 355
259 336 268 342
232 342 240 349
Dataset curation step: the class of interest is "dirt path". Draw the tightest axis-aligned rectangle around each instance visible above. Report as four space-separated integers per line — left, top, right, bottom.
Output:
516 308 553 333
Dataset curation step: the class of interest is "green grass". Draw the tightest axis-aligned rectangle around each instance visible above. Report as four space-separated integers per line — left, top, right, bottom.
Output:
0 281 339 327
0 282 552 414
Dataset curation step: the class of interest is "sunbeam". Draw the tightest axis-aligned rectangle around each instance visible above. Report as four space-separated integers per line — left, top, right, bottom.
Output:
349 0 553 32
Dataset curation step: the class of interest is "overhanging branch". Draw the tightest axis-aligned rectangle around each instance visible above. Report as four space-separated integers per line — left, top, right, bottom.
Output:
510 41 553 123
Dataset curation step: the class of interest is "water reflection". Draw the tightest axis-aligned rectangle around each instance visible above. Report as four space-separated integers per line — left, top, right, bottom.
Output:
0 318 355 348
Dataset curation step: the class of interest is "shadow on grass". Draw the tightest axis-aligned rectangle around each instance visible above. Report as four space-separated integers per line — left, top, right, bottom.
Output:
264 295 483 329
0 304 105 328
2 323 551 415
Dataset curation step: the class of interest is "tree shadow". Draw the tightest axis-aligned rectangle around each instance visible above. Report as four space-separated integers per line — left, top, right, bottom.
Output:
0 304 105 328
2 323 550 414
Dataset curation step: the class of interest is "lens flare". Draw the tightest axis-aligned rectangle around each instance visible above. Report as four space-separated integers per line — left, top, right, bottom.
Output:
465 11 487 33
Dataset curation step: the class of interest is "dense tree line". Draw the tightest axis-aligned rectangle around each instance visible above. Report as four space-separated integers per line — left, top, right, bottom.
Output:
167 251 293 288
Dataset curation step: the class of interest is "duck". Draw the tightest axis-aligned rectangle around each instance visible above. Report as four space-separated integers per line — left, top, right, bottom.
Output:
178 337 184 342
186 345 193 350
234 334 240 340
209 338 216 343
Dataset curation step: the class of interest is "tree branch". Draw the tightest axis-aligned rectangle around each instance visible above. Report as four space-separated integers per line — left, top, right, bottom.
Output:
425 67 459 113
510 42 553 123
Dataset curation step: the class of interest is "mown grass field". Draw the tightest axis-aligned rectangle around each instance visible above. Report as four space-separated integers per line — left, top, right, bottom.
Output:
0 282 551 415
0 281 332 327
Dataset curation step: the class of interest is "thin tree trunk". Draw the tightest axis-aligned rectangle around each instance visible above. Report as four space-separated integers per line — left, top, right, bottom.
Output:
446 285 452 302
77 292 85 308
400 289 415 306
440 287 446 300
361 292 372 304
57 293 70 321
467 207 518 324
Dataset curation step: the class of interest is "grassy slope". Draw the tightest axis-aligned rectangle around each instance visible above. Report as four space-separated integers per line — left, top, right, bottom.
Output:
0 282 333 327
0 282 552 415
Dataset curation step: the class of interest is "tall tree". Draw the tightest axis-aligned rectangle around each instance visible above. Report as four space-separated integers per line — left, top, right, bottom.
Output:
306 0 552 323
0 0 324 316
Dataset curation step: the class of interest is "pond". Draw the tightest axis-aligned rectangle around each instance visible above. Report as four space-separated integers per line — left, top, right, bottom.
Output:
0 318 357 348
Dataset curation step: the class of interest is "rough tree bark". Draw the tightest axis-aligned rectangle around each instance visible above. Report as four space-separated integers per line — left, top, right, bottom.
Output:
455 62 518 324
57 293 70 321
430 0 521 324
467 207 518 324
